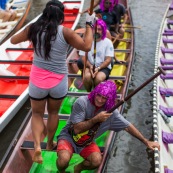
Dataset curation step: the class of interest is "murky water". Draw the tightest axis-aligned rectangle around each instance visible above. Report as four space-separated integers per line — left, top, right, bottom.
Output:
0 0 171 172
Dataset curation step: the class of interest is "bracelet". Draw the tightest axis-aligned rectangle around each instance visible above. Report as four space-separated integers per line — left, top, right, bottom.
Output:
86 21 93 28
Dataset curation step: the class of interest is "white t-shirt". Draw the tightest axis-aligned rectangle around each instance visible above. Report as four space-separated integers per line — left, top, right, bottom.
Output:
79 38 114 70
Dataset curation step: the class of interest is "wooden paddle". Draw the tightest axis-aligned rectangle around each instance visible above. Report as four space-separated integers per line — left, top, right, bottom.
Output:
107 67 166 113
110 24 141 29
89 0 95 15
124 25 141 29
93 20 97 73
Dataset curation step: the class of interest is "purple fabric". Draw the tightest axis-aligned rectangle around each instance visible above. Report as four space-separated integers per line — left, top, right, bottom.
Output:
162 131 173 144
165 167 173 173
162 32 173 36
160 58 173 65
159 86 173 96
159 105 173 116
160 73 173 80
170 4 173 10
161 47 173 54
167 20 173 25
164 29 173 32
95 19 107 40
88 80 117 111
163 38 173 43
161 66 173 70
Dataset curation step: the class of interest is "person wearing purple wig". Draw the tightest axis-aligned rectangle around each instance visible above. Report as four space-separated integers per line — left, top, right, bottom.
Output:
113 0 128 38
82 0 128 40
56 80 160 172
78 19 114 92
95 0 119 33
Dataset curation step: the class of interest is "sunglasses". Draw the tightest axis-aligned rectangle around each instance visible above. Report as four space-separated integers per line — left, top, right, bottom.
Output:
104 2 112 5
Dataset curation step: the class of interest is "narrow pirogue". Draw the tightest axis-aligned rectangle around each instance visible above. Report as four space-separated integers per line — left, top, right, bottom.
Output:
153 2 173 173
0 0 134 172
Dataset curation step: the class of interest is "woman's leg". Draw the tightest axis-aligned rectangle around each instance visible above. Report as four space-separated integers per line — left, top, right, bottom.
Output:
46 98 62 150
31 98 46 163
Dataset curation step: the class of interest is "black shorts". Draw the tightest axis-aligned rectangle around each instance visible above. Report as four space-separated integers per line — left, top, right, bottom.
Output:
99 68 111 80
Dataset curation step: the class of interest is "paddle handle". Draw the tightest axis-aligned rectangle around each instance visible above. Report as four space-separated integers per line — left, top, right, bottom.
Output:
93 20 97 72
124 25 141 29
107 67 166 113
89 0 95 15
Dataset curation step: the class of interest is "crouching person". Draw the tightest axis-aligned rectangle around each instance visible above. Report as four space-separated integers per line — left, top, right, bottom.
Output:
56 80 160 173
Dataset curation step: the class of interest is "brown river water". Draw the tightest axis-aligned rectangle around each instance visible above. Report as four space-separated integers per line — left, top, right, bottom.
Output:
0 0 171 172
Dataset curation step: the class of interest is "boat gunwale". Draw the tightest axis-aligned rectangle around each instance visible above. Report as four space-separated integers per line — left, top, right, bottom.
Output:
153 3 172 173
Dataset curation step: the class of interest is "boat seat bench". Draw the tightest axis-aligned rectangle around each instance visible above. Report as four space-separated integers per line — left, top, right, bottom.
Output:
114 49 131 53
162 38 173 44
20 141 105 153
0 60 32 64
68 74 126 80
161 66 173 70
162 32 173 36
160 73 173 80
159 86 173 96
0 74 126 80
160 58 173 65
161 47 173 54
67 91 121 99
68 59 128 65
44 114 69 120
0 94 19 99
6 48 34 52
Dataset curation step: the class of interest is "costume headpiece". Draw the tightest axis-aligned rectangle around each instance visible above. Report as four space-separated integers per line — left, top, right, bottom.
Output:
88 80 117 111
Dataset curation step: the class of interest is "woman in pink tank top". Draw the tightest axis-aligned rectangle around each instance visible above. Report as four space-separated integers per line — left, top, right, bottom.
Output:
11 0 95 164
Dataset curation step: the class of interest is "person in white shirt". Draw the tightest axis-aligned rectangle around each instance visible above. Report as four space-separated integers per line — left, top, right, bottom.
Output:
79 19 114 92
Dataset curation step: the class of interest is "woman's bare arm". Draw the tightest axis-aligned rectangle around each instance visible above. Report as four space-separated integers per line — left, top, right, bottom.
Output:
11 25 30 44
63 26 93 52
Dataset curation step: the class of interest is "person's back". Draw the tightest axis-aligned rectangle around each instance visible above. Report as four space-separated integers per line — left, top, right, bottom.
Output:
33 25 68 74
113 3 126 24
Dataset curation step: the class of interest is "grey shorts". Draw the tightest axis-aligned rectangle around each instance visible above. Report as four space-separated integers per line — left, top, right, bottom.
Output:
29 75 68 100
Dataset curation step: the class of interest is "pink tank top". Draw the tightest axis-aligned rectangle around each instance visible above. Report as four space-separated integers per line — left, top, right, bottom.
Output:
30 64 65 89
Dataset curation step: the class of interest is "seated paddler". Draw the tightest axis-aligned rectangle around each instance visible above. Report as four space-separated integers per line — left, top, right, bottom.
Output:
56 80 160 173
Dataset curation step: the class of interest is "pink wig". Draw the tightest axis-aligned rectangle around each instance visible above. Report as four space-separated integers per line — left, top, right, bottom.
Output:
94 19 107 40
88 80 117 111
100 0 115 12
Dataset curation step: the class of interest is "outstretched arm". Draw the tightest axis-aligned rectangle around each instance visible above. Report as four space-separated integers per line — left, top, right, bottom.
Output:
11 25 30 44
125 124 160 150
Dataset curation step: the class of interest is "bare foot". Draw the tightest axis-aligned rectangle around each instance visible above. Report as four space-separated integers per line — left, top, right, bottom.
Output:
32 148 43 164
46 141 57 150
